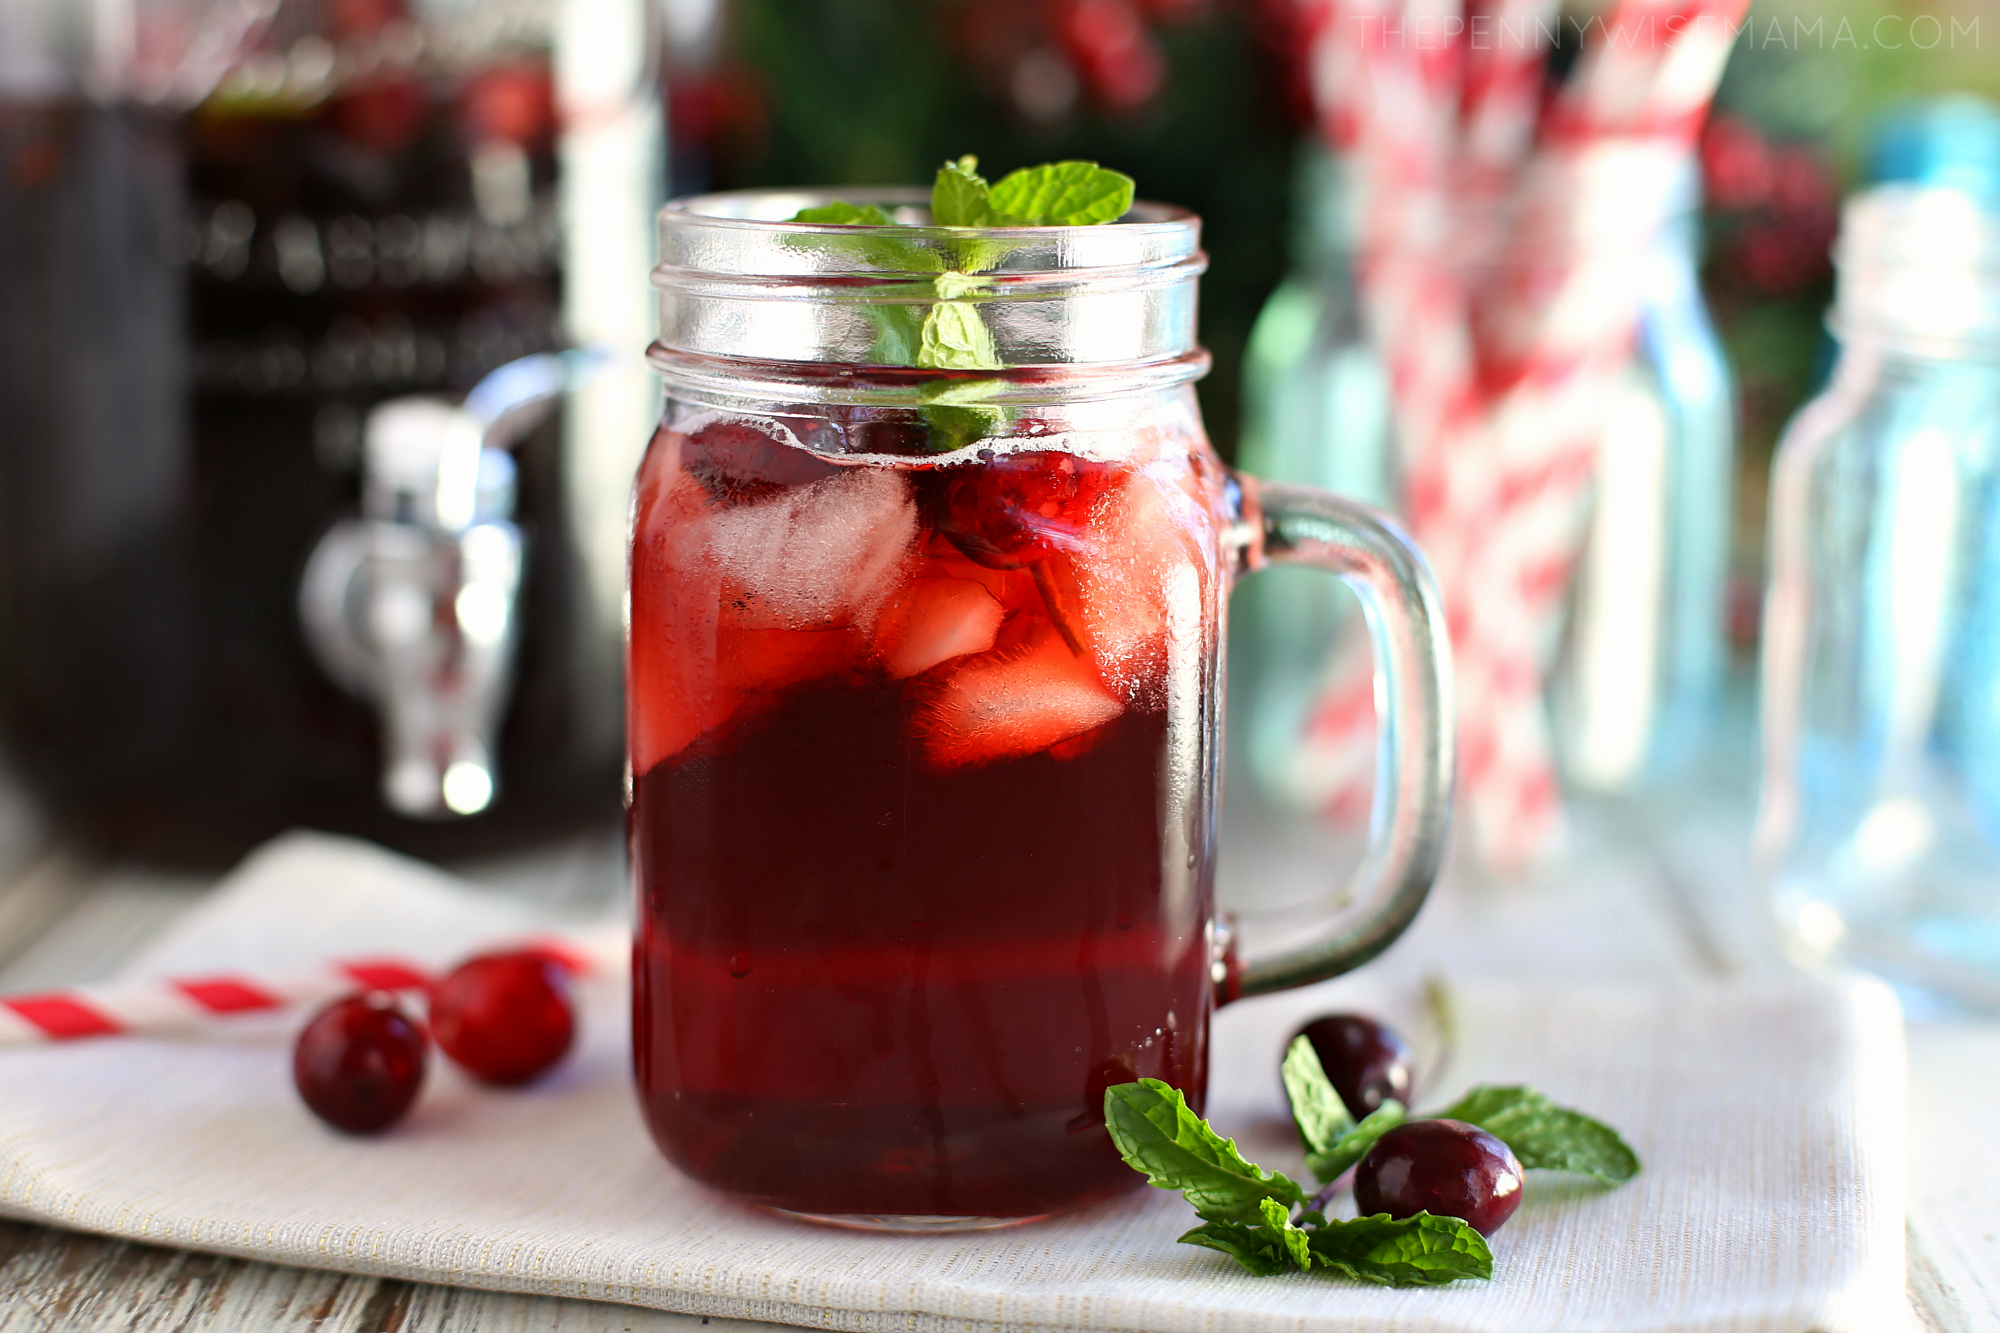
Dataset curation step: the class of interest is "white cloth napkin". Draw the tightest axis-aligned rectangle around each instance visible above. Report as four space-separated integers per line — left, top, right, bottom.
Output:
0 832 1914 1333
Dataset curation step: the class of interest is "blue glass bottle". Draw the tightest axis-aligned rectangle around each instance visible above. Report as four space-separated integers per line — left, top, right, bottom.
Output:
1759 156 2000 1011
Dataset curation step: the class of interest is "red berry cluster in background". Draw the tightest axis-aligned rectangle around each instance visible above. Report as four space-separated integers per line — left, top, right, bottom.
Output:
1701 115 1841 298
292 949 578 1135
952 0 1211 121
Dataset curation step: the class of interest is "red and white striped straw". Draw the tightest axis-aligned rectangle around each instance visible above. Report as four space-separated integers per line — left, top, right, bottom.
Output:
0 932 621 1047
1459 0 1558 174
1288 0 1747 871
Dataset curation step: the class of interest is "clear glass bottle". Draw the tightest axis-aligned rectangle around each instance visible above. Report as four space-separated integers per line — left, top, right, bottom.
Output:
1553 152 1737 790
1230 146 1394 812
1758 182 2000 1013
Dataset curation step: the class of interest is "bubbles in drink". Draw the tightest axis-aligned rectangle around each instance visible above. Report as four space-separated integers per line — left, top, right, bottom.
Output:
706 465 918 632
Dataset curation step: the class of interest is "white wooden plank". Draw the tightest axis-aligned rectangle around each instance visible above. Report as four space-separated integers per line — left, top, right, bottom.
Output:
1908 1024 2000 1333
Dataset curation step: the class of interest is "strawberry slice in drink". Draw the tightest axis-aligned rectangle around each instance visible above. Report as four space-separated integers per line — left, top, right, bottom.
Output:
907 617 1125 770
872 578 1006 679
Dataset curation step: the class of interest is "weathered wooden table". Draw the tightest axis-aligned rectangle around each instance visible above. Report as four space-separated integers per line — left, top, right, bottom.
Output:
0 760 1995 1332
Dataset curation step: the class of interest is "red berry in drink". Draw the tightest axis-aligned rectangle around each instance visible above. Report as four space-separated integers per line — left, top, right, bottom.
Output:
293 992 428 1134
934 450 1118 568
1353 1119 1524 1236
684 417 839 506
1296 1013 1414 1117
429 950 576 1085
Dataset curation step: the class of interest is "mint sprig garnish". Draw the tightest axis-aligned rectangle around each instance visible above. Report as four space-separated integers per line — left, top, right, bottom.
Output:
916 271 1000 371
785 155 1134 452
1107 1024 1644 1289
1438 1085 1641 1184
1104 1079 1492 1288
931 154 999 227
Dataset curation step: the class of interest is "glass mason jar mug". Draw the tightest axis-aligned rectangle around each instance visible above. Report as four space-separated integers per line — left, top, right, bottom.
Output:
629 190 1454 1225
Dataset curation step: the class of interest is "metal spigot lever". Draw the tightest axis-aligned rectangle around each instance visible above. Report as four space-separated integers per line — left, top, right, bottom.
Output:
298 351 601 819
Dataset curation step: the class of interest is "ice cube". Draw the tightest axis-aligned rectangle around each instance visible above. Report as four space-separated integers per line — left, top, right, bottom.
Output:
705 465 919 630
628 545 727 775
908 618 1125 770
873 577 1005 679
1068 468 1209 705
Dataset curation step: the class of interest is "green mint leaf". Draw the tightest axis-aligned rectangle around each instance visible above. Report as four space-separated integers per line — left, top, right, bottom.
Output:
920 402 1001 453
946 235 1011 275
1104 1078 1307 1223
932 154 995 227
919 377 1006 453
1307 1099 1407 1183
988 160 1135 226
1262 1197 1314 1272
787 232 940 281
1178 1220 1297 1276
791 201 894 226
916 296 1000 372
933 270 991 301
860 304 925 365
1440 1085 1640 1184
1308 1212 1494 1288
1178 1198 1312 1276
1281 1035 1354 1163
784 200 941 278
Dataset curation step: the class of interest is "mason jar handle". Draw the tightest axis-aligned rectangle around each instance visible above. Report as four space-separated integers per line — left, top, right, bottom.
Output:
1226 477 1456 999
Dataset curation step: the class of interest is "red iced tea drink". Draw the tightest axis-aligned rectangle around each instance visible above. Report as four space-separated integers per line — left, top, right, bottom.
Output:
629 393 1230 1218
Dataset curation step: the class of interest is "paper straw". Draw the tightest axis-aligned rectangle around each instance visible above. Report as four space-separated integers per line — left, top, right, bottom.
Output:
1459 0 1558 174
0 931 624 1047
1287 0 1747 871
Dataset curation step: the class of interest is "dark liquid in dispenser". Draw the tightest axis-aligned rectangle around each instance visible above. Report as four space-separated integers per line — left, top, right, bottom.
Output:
0 52 622 862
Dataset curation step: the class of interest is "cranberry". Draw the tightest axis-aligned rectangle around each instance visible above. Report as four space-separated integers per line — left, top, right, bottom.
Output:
933 451 1119 569
429 950 576 1085
293 992 428 1134
1353 1119 1524 1236
1296 1013 1414 1117
682 418 838 505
